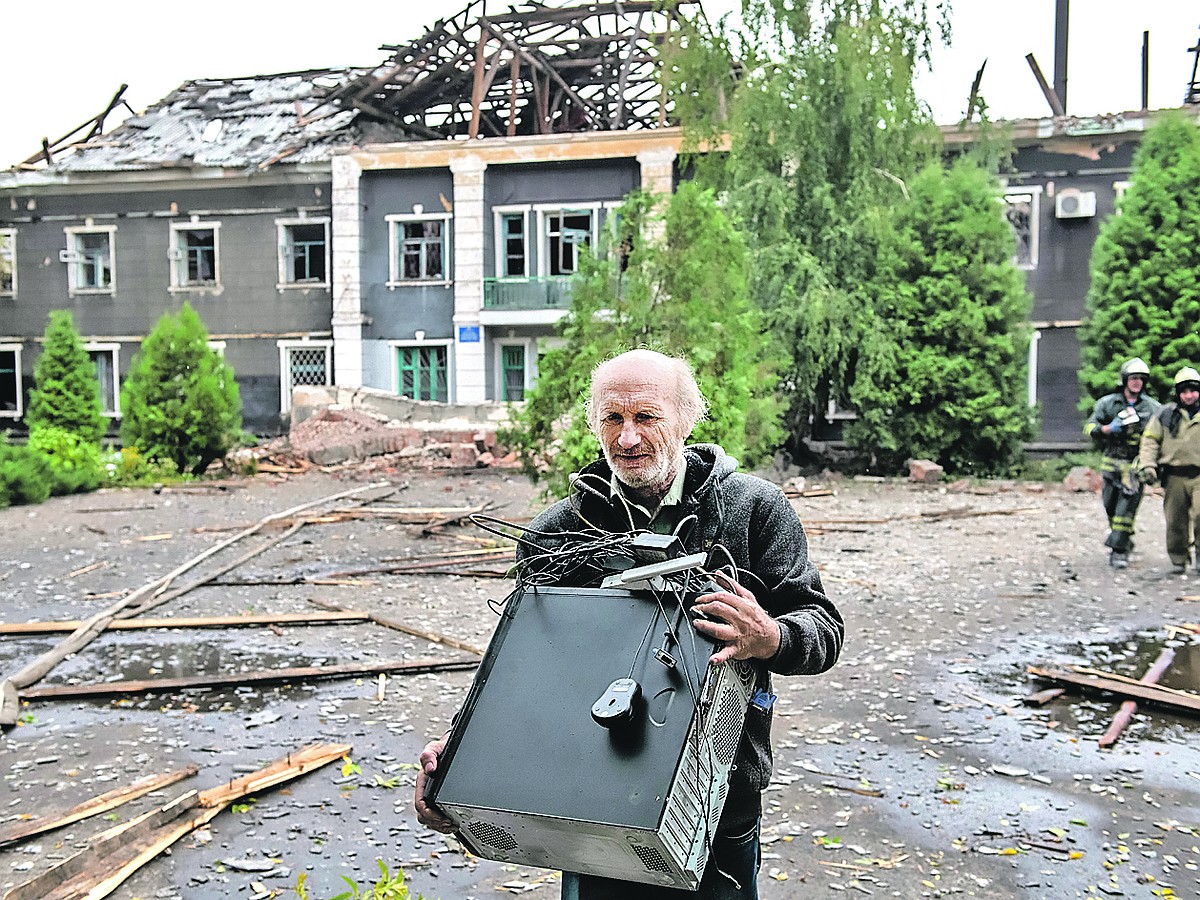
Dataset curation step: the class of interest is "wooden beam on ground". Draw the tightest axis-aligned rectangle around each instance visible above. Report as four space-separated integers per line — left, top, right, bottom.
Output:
0 611 369 636
19 657 479 701
2 744 348 900
1099 648 1175 749
307 597 486 656
1027 664 1200 714
0 765 198 848
1021 687 1066 706
0 482 387 726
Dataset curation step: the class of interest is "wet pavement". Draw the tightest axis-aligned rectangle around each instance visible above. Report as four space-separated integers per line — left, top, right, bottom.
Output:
0 470 1197 899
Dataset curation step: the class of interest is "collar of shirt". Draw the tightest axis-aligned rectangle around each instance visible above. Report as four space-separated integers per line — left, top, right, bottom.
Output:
610 464 687 531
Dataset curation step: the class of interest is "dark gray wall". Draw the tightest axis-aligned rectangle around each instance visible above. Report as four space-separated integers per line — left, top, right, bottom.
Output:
0 176 332 433
360 169 455 341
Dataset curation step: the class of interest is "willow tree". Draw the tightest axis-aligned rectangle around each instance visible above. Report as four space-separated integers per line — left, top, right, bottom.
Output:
1079 114 1200 405
664 0 946 452
503 183 782 497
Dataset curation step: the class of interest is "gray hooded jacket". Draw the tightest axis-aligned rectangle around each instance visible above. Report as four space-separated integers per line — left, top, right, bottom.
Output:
517 444 844 830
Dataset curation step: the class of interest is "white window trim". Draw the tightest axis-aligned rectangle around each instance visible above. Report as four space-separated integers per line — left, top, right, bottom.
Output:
208 340 226 357
168 220 222 291
1113 180 1131 212
494 337 535 402
388 339 454 403
1003 185 1042 271
63 224 117 296
492 205 531 280
83 341 121 418
277 339 333 414
1028 329 1041 408
534 202 602 278
0 343 23 418
275 216 331 290
0 227 15 297
386 213 453 288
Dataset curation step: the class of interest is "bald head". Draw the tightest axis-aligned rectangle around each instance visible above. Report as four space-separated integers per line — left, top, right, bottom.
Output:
586 350 707 435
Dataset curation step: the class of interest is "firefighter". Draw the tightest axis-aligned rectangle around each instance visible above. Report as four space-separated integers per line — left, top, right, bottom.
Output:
1138 366 1200 574
1084 357 1160 568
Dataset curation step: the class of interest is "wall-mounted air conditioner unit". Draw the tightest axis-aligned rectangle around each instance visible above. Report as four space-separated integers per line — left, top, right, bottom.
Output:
1055 189 1097 219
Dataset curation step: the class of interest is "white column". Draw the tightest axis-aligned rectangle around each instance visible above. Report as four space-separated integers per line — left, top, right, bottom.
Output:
331 154 365 388
637 147 678 240
451 154 488 402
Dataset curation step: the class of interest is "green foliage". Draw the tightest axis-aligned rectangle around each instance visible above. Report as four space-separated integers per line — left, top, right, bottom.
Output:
1012 450 1102 483
0 433 52 508
119 303 242 475
1080 114 1200 406
844 159 1034 474
502 183 783 496
666 1 946 450
25 310 106 444
295 860 423 900
102 445 185 487
27 426 104 495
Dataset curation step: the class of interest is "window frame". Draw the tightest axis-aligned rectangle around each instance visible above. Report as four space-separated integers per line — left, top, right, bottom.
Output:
276 217 331 289
0 343 23 418
534 203 600 278
277 339 334 413
390 340 453 403
492 205 531 279
168 221 221 291
83 342 121 417
386 213 452 287
1003 185 1041 271
0 228 15 297
495 338 533 402
63 224 117 295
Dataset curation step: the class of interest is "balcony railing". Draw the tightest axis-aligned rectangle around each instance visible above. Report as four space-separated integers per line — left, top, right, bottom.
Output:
483 277 573 310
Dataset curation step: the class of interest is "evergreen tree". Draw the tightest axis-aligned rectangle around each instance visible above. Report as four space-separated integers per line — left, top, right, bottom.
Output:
503 183 782 497
120 303 242 475
665 0 945 453
25 310 106 444
845 158 1034 474
1080 114 1200 404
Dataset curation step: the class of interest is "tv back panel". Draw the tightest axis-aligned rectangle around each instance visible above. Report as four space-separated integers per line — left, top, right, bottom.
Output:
425 584 755 889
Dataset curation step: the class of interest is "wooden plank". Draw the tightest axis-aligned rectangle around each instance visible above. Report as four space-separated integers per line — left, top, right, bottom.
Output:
20 658 479 700
3 744 349 900
1027 665 1200 713
0 765 198 847
0 612 368 635
1098 648 1175 749
308 597 486 656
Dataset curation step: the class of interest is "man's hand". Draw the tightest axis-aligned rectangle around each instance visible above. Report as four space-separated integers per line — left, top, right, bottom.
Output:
690 572 782 664
414 736 456 833
1139 466 1159 486
1104 420 1123 434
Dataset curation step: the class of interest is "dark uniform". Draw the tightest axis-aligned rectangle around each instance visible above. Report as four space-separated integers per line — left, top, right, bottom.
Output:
1084 359 1160 567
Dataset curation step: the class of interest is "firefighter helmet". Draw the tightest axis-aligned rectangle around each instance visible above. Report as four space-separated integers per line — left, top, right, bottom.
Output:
1174 366 1200 391
1120 358 1150 386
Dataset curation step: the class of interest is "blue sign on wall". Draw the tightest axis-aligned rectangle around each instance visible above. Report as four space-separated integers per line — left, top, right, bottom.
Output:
458 326 481 343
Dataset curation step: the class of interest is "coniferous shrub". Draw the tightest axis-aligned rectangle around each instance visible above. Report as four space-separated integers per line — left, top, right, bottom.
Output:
1079 114 1200 404
25 310 106 444
119 303 242 476
27 426 103 495
845 158 1034 474
0 434 53 508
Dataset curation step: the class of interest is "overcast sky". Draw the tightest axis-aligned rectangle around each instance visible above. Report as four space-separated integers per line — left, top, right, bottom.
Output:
1 1 1196 168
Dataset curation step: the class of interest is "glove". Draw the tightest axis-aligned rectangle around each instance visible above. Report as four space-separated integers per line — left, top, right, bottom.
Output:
1139 467 1159 486
1107 419 1123 433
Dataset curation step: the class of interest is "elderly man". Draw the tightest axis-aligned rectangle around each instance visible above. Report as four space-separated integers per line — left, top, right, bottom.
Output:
415 349 844 899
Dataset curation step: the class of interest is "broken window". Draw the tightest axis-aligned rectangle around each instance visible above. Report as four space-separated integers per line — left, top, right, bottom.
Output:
545 210 593 276
85 344 120 416
0 229 14 296
170 223 219 288
500 213 527 277
388 215 451 285
278 220 329 286
63 226 115 294
0 345 21 416
398 345 448 402
1004 189 1039 270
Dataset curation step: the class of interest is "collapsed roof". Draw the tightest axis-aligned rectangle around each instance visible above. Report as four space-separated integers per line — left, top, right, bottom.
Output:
8 0 698 175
